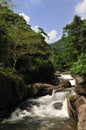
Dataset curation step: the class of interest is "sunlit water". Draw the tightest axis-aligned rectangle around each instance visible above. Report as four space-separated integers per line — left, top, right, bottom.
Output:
58 74 76 86
0 74 77 130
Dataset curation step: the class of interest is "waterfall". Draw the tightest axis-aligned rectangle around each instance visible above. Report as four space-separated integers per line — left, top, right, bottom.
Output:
51 89 56 97
58 74 76 86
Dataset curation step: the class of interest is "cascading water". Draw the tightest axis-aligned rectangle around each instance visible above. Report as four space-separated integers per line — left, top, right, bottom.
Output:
28 90 70 118
0 74 77 130
2 89 73 123
58 74 76 86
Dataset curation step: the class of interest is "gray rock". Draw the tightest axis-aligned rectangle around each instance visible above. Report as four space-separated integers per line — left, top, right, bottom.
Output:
27 83 54 97
75 75 86 95
78 104 86 130
53 102 63 110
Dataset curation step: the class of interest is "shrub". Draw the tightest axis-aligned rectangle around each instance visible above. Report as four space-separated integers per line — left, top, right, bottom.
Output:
16 55 55 84
70 53 86 76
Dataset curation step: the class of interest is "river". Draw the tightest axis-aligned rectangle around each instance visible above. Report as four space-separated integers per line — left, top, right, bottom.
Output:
0 74 77 130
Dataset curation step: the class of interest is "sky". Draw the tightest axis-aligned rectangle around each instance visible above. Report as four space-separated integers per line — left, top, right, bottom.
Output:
13 0 86 43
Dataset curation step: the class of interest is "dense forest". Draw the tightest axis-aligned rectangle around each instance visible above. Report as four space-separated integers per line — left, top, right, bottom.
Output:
0 0 55 85
51 15 86 76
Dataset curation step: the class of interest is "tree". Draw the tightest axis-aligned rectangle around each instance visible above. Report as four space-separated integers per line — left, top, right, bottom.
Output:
0 4 55 84
71 53 86 76
8 14 31 69
62 15 86 69
0 22 11 66
0 0 15 8
38 27 49 39
52 15 86 71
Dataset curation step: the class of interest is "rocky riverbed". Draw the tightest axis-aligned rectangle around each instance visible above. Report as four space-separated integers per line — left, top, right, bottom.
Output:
0 73 78 130
1 72 86 130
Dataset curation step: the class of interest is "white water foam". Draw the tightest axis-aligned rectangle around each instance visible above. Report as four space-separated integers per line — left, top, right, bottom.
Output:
2 90 73 123
29 90 70 118
2 74 76 124
59 74 76 86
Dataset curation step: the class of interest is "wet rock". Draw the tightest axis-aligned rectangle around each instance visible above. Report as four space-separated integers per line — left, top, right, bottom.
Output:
75 75 86 84
59 80 72 88
67 95 78 121
62 118 77 130
55 80 72 92
76 96 86 109
74 75 86 130
67 75 86 130
78 104 86 130
54 71 61 78
27 83 54 97
53 102 63 110
75 75 86 95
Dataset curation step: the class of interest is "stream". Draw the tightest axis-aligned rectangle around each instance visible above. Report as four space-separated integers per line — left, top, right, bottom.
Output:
0 74 77 130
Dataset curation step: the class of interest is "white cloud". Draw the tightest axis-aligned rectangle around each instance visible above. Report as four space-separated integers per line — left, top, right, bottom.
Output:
31 25 39 32
45 30 59 44
30 0 42 5
19 13 30 24
75 0 86 19
32 26 60 44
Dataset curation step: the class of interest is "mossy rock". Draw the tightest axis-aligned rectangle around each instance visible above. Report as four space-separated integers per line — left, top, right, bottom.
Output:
27 83 53 97
0 72 27 109
67 95 78 121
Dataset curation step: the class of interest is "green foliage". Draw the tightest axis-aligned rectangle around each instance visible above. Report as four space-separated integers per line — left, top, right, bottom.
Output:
0 0 16 8
51 39 64 54
62 15 82 68
16 55 55 84
70 53 86 76
51 39 65 71
0 66 16 74
62 15 86 69
52 15 86 71
53 54 66 71
0 4 55 84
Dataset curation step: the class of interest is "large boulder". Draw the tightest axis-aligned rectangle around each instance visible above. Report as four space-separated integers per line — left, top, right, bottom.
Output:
76 93 86 130
78 104 86 130
27 83 54 97
0 72 27 109
76 96 86 109
75 75 86 95
67 95 78 121
67 94 86 130
55 80 72 92
53 102 63 110
69 75 86 130
58 80 72 88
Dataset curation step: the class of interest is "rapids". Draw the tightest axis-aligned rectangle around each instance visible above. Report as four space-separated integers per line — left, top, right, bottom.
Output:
0 74 77 130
